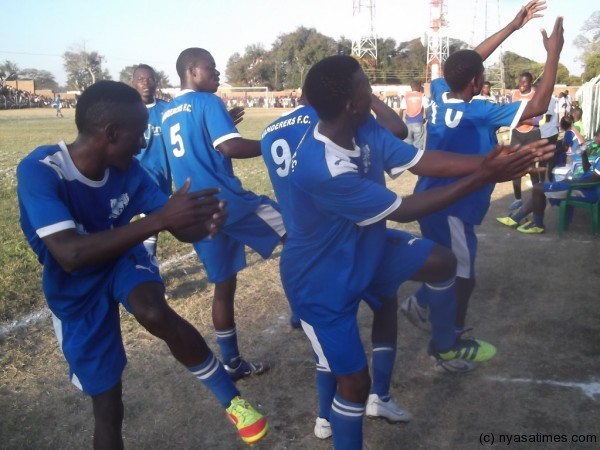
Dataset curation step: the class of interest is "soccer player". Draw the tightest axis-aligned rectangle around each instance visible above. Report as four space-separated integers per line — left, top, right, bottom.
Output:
16 80 268 448
404 2 563 336
281 55 554 449
261 93 411 439
161 48 285 380
132 64 172 257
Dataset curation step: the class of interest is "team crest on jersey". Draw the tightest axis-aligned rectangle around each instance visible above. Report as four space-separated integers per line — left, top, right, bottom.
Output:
362 144 372 173
109 193 130 219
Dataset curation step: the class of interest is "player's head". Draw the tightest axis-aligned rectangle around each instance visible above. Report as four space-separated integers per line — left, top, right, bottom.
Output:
132 64 158 104
176 48 220 93
594 128 600 145
410 80 422 92
518 72 533 93
75 81 148 170
481 81 492 96
304 55 372 126
443 50 484 95
571 107 582 121
559 115 572 131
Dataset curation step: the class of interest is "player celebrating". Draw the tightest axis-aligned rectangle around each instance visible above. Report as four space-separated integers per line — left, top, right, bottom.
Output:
16 80 268 448
261 94 410 438
161 48 285 380
404 1 563 337
280 55 554 449
132 64 172 257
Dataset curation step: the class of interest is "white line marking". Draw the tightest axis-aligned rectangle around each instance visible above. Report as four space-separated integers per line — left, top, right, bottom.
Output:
0 251 198 338
488 376 600 400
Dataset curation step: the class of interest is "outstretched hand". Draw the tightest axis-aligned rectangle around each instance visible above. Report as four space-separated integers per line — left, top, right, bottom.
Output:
160 178 227 241
542 16 564 55
481 139 555 184
511 0 546 30
228 106 245 126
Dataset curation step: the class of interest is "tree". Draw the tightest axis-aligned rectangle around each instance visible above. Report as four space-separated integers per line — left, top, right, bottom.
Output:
63 49 111 91
119 65 171 88
0 60 20 80
18 69 58 91
574 10 600 82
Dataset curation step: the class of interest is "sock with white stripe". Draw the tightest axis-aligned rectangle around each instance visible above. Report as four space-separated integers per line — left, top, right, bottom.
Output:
371 343 395 401
216 326 240 367
423 278 457 352
188 353 239 408
330 394 365 450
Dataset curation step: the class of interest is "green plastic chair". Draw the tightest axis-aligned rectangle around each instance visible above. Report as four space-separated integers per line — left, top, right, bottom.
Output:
558 181 600 237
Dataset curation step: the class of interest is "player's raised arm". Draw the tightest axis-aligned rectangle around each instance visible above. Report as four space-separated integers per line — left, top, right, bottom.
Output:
475 0 546 61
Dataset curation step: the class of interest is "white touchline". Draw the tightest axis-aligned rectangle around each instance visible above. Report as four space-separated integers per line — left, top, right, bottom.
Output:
488 376 600 400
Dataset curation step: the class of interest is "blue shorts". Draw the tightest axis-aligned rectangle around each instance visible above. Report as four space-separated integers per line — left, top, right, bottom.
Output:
299 229 433 375
193 201 285 282
544 180 599 206
419 214 477 279
52 245 162 396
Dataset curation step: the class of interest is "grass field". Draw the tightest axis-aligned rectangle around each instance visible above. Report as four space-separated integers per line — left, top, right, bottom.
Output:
0 107 284 323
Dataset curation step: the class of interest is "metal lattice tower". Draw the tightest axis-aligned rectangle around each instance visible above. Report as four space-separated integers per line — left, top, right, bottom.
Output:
425 0 449 83
351 0 378 66
472 0 505 94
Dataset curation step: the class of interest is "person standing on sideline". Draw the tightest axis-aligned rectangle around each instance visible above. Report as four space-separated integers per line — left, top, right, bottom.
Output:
132 64 172 258
16 80 269 448
161 48 285 381
538 84 560 180
53 94 63 118
399 80 429 148
403 2 563 338
508 71 541 210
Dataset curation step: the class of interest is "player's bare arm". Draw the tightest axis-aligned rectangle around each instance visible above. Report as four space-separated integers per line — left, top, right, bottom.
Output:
42 179 224 272
475 0 546 61
370 94 408 139
217 137 262 159
388 141 555 223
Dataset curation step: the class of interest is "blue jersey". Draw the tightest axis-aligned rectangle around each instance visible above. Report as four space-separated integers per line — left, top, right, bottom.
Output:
260 105 317 229
161 90 262 224
17 142 167 320
415 77 527 224
281 118 422 325
135 98 172 195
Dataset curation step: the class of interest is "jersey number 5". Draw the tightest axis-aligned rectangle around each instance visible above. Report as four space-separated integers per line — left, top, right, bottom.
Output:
170 123 185 157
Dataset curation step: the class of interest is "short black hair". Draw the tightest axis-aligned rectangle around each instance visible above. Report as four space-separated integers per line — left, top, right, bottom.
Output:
75 80 142 135
519 72 533 82
132 64 157 80
176 48 211 80
444 50 484 92
560 115 572 130
304 55 361 121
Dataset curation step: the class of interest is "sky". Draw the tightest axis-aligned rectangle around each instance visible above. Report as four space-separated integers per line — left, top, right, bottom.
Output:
0 0 595 88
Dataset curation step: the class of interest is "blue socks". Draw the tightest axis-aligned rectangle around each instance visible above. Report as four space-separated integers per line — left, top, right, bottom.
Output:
371 343 395 401
330 394 365 450
216 326 240 367
316 365 337 420
415 278 457 352
188 353 239 408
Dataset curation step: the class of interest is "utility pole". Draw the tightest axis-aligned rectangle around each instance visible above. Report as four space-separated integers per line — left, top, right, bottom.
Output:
425 0 449 83
351 0 378 68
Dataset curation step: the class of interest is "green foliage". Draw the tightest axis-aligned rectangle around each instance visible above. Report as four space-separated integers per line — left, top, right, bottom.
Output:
63 49 111 91
574 10 600 82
